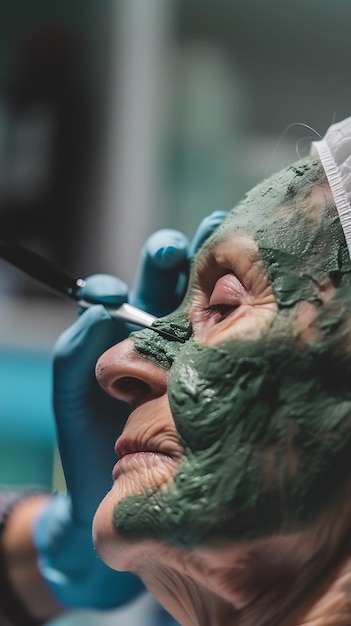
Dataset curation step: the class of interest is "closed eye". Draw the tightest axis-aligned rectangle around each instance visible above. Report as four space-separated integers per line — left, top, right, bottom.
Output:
188 233 277 343
188 272 247 337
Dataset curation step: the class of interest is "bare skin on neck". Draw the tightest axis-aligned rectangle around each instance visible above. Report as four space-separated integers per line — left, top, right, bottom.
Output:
136 490 351 625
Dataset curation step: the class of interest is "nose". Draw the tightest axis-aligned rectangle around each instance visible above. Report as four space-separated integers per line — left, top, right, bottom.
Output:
95 338 168 408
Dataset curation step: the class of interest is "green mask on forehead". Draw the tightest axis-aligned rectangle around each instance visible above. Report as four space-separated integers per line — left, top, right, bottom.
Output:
203 159 351 307
113 158 351 548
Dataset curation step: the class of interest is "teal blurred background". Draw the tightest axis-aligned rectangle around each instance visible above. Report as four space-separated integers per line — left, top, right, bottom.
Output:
0 347 55 486
1 1 351 623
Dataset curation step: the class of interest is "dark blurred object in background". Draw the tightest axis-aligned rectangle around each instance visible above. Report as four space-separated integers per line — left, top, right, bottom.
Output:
0 1 110 295
2 28 92 267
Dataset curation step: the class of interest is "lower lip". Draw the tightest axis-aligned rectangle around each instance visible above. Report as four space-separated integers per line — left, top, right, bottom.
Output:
112 451 172 479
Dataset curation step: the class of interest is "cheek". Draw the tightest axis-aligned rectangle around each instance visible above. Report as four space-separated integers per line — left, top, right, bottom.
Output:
168 340 273 452
167 338 349 535
291 301 320 344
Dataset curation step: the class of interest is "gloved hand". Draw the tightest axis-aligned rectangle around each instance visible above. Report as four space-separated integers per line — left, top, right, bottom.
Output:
33 212 226 610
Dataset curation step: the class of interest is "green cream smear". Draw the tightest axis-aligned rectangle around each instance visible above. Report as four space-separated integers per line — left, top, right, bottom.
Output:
113 157 351 548
131 312 192 369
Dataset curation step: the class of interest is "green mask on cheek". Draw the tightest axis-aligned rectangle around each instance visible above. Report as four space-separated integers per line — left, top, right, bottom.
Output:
114 328 351 548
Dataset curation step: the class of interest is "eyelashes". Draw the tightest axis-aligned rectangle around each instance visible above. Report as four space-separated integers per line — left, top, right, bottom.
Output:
202 303 237 322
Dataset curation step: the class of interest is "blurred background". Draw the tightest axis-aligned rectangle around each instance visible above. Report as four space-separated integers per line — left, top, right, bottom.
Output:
0 0 350 622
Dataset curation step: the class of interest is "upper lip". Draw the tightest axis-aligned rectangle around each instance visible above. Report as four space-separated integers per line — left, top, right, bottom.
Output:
115 437 171 459
115 438 142 458
114 398 182 461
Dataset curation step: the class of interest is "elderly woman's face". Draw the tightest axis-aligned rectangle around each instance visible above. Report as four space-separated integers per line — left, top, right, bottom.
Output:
93 158 351 569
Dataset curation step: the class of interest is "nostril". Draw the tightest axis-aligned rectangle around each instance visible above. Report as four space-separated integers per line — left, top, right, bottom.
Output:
96 338 168 407
111 376 151 406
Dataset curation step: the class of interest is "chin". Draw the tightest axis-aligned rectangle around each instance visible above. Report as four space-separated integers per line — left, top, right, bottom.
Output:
92 482 158 572
93 483 133 570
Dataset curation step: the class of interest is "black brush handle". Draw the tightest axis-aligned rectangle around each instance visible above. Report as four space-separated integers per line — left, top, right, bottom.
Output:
0 240 84 299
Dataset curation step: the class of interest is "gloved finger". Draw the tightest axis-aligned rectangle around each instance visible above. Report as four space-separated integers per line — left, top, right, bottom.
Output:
54 304 124 374
53 305 128 519
189 210 227 257
55 389 127 521
54 305 131 423
33 494 144 609
130 228 189 317
76 274 128 309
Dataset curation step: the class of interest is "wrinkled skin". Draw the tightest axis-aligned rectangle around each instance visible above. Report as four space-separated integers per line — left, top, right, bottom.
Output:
93 157 351 625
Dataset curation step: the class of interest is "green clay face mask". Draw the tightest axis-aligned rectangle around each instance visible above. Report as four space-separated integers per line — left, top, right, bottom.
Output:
113 158 351 548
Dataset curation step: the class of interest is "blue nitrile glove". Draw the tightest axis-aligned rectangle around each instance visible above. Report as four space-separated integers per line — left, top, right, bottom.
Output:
188 210 227 257
131 212 227 315
33 212 226 610
131 229 189 315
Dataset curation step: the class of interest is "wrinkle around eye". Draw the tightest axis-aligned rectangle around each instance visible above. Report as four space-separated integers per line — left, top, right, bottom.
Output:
195 301 278 345
187 232 278 343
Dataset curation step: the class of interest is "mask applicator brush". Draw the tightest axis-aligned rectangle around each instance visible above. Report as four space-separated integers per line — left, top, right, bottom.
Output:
0 240 184 343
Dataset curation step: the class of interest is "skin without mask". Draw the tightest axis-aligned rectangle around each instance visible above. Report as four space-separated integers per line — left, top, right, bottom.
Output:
112 158 351 549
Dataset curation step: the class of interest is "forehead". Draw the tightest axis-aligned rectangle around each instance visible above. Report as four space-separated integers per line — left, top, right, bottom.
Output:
189 157 350 309
202 158 328 252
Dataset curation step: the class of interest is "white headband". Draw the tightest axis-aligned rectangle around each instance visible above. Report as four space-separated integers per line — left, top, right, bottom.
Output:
311 116 351 258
